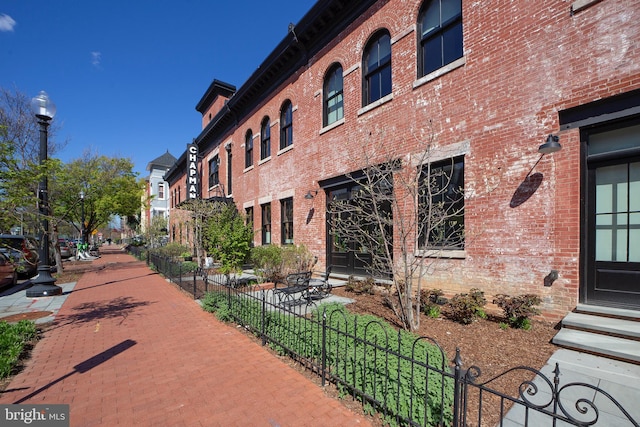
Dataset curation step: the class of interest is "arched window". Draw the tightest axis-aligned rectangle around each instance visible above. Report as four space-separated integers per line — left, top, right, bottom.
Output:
261 117 271 160
245 129 253 168
280 100 293 149
418 0 463 77
363 31 392 106
324 64 344 127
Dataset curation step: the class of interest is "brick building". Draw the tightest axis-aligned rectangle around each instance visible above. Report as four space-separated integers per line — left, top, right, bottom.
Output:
164 0 640 321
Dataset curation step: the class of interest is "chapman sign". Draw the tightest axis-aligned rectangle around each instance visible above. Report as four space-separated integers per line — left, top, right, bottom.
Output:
187 143 199 199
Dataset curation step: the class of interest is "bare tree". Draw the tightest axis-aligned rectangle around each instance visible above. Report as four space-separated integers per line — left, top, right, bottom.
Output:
327 130 465 331
177 198 227 267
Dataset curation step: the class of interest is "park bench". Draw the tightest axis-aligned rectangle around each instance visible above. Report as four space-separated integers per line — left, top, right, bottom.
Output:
274 271 312 306
273 266 333 307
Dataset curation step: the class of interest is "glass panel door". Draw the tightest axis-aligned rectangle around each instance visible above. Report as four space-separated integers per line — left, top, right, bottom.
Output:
585 121 640 308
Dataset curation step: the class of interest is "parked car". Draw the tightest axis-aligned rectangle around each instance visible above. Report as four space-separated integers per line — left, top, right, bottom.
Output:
0 251 18 288
0 234 39 278
58 238 73 258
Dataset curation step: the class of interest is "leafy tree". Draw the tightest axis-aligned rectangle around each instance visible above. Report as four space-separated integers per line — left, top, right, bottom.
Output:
203 201 254 275
51 150 144 254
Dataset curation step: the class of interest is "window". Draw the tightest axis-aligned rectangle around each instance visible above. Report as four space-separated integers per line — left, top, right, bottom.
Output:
226 146 232 195
418 0 463 77
418 156 464 250
261 117 271 160
324 64 344 126
261 203 271 245
245 206 254 227
280 100 293 149
245 206 254 245
158 183 165 199
245 130 253 168
208 155 219 187
363 31 392 106
281 198 293 245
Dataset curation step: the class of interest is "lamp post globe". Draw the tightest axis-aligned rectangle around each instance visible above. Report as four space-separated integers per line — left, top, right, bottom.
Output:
26 91 62 297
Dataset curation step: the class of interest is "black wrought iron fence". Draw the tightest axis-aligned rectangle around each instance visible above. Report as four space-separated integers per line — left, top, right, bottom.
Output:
126 246 638 427
127 246 223 299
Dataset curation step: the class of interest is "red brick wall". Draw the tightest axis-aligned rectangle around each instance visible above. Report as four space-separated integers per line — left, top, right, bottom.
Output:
186 0 640 320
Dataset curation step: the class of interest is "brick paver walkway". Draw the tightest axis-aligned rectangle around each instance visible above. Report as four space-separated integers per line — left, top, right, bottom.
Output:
0 246 372 427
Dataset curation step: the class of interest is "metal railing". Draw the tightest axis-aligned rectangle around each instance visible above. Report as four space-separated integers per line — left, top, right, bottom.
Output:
127 246 638 427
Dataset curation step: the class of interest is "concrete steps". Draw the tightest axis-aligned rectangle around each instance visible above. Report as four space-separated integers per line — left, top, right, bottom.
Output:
552 304 640 364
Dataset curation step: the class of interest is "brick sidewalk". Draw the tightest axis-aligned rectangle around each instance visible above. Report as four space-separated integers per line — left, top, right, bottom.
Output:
0 247 372 426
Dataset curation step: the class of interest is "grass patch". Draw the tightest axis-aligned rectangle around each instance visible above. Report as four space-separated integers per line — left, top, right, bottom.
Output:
0 320 38 379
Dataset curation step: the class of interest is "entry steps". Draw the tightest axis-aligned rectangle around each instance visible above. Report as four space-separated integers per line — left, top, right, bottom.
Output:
552 304 640 364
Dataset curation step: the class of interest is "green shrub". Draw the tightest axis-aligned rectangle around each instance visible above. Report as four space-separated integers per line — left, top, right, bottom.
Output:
493 294 542 330
203 202 254 275
164 260 198 277
281 244 316 274
316 303 454 426
344 276 375 294
250 245 284 283
447 288 487 325
200 291 234 321
420 289 445 318
199 294 454 426
251 244 316 284
0 320 38 379
152 242 190 258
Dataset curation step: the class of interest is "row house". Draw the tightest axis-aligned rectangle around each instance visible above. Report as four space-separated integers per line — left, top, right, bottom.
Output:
142 150 177 238
164 0 640 326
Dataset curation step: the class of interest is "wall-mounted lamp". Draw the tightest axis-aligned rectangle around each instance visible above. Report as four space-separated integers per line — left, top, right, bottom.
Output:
544 270 559 287
538 134 562 154
304 190 318 200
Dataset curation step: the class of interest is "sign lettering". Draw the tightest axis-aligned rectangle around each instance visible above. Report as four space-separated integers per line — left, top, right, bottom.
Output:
186 144 199 199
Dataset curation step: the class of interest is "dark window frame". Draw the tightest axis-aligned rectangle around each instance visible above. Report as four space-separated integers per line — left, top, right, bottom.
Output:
418 156 465 250
418 0 463 77
261 117 271 160
245 129 253 168
226 145 232 195
281 198 294 245
323 64 344 127
208 155 220 188
261 203 272 245
245 206 254 227
280 100 293 150
363 31 392 106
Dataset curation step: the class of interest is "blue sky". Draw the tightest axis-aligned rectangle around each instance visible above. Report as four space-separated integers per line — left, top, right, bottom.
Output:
0 0 316 176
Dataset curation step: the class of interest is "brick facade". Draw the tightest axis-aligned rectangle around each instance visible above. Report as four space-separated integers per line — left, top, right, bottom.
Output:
165 0 640 320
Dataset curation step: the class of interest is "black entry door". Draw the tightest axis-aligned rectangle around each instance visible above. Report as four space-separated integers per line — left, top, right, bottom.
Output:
327 186 372 276
584 121 640 308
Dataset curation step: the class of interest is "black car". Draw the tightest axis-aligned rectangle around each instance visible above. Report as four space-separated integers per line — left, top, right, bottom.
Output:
0 234 39 278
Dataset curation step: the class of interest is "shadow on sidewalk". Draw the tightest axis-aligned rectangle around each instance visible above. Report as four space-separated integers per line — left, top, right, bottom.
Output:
68 271 158 293
3 339 137 403
45 297 154 331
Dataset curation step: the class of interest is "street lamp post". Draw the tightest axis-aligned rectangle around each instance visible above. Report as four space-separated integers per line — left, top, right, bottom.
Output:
80 189 85 246
26 91 62 297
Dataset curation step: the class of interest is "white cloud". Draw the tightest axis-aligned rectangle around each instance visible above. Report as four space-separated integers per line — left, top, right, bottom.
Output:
91 51 102 67
0 14 17 32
